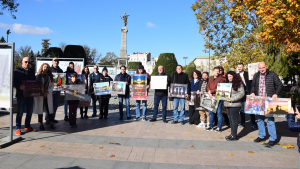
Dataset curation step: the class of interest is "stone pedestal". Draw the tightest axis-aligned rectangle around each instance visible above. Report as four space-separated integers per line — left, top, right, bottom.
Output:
118 26 128 67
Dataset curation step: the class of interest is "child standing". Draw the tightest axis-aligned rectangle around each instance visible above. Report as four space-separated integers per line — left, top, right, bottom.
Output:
67 73 80 128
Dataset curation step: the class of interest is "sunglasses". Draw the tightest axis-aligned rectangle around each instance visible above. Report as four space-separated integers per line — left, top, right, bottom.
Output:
24 61 30 64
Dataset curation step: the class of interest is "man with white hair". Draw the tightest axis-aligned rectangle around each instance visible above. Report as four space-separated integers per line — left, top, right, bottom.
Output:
13 57 37 135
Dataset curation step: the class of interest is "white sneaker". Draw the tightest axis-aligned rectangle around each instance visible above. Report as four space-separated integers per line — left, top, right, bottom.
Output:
206 123 209 127
196 122 205 128
142 117 146 121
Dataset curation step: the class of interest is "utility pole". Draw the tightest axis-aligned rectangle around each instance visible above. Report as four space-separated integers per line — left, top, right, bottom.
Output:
6 29 11 42
183 56 188 67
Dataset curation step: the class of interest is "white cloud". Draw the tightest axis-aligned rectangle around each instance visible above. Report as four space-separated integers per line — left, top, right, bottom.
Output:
146 22 156 28
0 23 53 35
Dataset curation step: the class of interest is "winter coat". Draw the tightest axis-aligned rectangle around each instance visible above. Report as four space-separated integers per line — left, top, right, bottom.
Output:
64 67 77 84
13 67 36 98
250 70 283 97
153 72 171 96
51 65 63 73
224 84 245 107
114 73 131 96
206 75 226 96
33 74 54 114
286 114 300 153
171 72 191 96
197 79 208 93
93 74 113 99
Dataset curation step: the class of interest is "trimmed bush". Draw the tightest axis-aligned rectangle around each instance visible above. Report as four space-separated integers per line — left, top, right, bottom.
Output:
151 53 178 77
127 62 142 72
63 45 87 66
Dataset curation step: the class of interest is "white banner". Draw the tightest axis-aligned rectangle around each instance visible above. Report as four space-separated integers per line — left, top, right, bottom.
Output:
0 49 12 108
36 59 84 74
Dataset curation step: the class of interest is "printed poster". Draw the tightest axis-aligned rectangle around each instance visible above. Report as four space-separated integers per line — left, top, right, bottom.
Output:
36 60 84 74
187 92 202 109
65 84 85 100
265 98 291 117
248 62 260 80
94 82 110 95
22 80 44 97
150 76 167 90
169 83 187 98
53 73 66 91
245 95 266 115
0 49 12 108
131 74 147 100
128 71 136 76
215 83 232 100
79 94 91 107
110 81 126 95
200 93 219 112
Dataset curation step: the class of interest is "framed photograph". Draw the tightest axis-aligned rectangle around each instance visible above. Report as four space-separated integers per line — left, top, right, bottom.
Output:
22 80 44 97
110 81 126 95
79 94 91 107
187 92 202 109
248 62 260 80
244 95 266 115
132 74 147 86
53 73 66 91
200 93 219 112
65 84 85 100
150 76 167 90
128 71 136 76
265 98 291 117
94 82 110 95
131 86 147 100
215 83 232 100
169 83 187 98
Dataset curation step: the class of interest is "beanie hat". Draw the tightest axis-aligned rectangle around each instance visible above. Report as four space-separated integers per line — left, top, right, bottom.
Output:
138 65 144 70
102 66 108 72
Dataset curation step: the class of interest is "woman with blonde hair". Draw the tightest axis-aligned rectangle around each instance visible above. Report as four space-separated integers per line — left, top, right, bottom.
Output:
33 63 55 130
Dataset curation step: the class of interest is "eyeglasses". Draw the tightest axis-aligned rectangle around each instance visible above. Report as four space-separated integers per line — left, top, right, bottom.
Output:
24 61 29 64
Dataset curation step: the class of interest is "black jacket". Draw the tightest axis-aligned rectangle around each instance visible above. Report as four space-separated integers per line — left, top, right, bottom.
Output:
114 73 131 96
64 67 77 84
154 72 171 96
197 79 208 92
171 72 191 95
250 70 283 97
91 74 113 99
13 67 36 98
240 71 252 93
287 114 300 153
51 65 63 73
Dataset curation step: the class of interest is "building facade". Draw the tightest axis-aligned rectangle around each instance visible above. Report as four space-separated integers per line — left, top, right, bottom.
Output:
128 52 156 74
193 55 226 74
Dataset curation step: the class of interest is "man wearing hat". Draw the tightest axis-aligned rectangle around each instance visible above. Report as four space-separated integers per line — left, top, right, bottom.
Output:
46 57 63 124
130 65 150 121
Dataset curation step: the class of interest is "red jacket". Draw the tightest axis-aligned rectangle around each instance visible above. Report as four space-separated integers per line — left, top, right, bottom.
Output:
206 75 226 96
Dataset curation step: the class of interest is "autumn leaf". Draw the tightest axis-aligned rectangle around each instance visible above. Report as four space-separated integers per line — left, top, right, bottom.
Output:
40 146 45 148
219 137 223 139
120 132 123 133
190 145 194 147
260 142 266 145
248 151 254 154
110 154 115 157
103 141 105 142
99 147 103 149
109 142 114 144
229 153 233 156
250 137 254 138
188 129 191 131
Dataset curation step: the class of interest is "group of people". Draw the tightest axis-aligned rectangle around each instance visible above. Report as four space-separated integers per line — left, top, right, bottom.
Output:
14 57 286 147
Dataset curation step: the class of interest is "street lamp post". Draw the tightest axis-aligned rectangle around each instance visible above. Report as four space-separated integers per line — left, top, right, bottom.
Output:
183 56 188 67
6 29 11 42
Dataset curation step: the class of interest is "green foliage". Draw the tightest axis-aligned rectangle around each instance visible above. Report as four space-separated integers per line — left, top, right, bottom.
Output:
127 62 142 72
151 53 178 77
185 62 196 79
100 52 117 65
0 36 7 48
45 47 63 58
0 0 19 19
41 39 51 57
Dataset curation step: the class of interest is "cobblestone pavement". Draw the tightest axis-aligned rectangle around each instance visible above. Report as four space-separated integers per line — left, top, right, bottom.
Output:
0 91 298 168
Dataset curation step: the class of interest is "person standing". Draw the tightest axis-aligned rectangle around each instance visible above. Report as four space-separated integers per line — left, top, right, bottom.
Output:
80 66 90 119
47 57 63 124
286 107 300 157
67 73 81 128
114 65 131 120
251 61 283 147
169 65 190 125
95 67 113 119
237 63 257 129
205 67 226 132
131 65 150 121
188 70 202 125
13 57 37 135
89 65 101 117
63 62 76 121
197 72 209 127
34 63 55 130
224 71 245 141
149 65 171 123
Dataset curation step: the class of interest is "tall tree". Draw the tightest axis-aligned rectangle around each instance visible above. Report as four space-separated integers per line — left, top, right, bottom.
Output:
151 53 178 77
83 45 102 65
100 52 118 65
0 0 19 19
41 39 51 57
0 36 6 48
59 42 67 52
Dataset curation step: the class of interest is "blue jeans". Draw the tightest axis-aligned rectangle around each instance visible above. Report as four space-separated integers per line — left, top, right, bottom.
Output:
257 115 277 141
209 100 223 129
152 95 167 120
173 98 185 121
119 95 130 117
136 100 147 118
16 97 34 129
64 100 68 117
45 91 60 121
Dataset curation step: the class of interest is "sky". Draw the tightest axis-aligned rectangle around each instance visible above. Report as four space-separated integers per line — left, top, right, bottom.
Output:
0 0 208 66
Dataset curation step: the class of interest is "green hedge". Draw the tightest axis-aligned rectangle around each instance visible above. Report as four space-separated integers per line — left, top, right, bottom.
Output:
127 62 142 72
151 53 178 77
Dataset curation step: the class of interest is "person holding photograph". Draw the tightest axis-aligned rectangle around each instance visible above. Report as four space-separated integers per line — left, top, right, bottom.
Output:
197 72 209 128
114 65 131 120
250 61 283 147
63 62 77 121
80 66 90 119
205 67 226 132
34 63 55 130
169 65 190 125
89 65 102 117
224 71 245 141
188 70 202 125
67 73 81 128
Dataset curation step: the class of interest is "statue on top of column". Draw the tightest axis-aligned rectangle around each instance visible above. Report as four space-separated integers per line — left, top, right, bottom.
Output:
120 13 130 27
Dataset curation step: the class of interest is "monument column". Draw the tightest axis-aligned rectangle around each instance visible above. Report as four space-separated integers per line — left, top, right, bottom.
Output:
118 13 130 67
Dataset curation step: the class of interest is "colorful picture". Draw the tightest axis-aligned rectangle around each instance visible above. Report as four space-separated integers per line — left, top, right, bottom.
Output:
22 80 44 97
169 83 187 98
94 82 110 95
65 84 85 100
53 73 66 91
215 83 232 100
79 94 91 107
245 95 266 115
131 86 147 100
36 59 84 74
187 92 202 109
200 93 219 112
128 71 136 76
0 49 12 108
67 73 82 83
265 98 291 117
110 81 126 95
150 76 167 90
132 74 147 86
248 62 260 80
